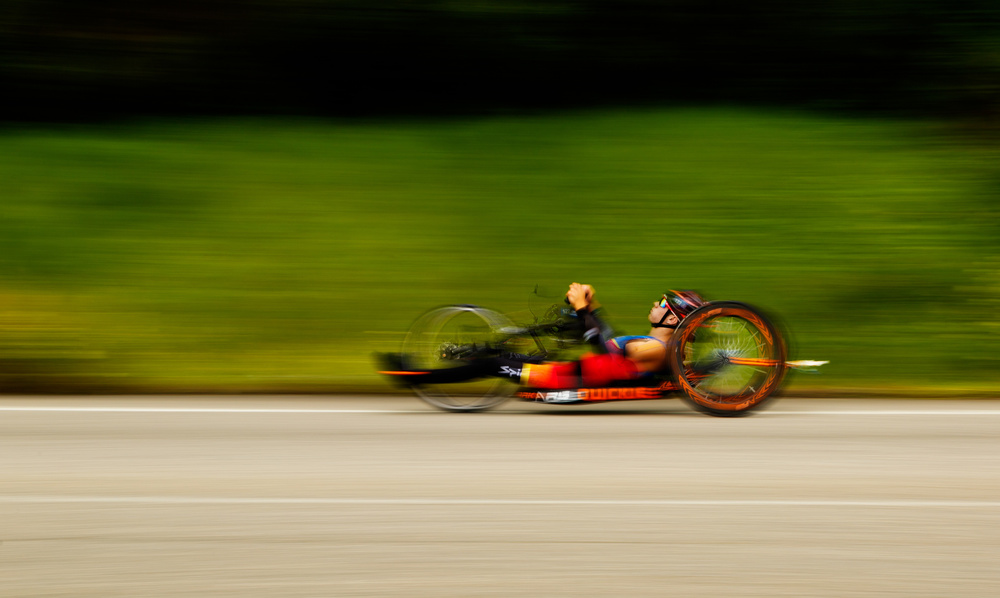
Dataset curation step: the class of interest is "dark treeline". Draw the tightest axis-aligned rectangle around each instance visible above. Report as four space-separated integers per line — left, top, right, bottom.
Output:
1 0 998 120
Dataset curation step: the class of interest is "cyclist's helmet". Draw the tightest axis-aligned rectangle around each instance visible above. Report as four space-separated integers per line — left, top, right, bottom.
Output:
654 289 706 328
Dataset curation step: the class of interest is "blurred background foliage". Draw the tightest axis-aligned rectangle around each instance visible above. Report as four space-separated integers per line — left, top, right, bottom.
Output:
0 2 998 393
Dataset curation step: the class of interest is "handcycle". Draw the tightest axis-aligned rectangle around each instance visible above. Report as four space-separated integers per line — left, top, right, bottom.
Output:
381 299 826 417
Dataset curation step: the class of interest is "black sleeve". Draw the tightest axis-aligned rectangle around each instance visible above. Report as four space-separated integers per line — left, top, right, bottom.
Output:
576 307 615 353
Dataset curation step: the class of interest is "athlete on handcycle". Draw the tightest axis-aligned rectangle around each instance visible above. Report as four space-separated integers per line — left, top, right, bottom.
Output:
380 283 706 390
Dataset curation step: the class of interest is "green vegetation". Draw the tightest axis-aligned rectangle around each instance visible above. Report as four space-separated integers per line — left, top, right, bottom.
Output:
1 109 998 394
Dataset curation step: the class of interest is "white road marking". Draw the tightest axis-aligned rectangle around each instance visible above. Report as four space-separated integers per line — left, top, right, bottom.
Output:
1 496 999 508
1 406 1000 415
0 407 423 414
768 410 1000 415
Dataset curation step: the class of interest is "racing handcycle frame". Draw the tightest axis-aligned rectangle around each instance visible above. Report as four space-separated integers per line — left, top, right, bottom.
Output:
385 300 822 417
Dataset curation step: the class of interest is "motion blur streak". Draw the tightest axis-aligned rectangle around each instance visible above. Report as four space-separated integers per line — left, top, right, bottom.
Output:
5 496 1000 508
1 3 998 397
1 111 998 394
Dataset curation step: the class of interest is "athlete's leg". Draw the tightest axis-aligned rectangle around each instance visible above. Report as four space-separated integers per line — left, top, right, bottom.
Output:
520 361 581 389
379 352 642 390
378 353 548 385
579 353 639 386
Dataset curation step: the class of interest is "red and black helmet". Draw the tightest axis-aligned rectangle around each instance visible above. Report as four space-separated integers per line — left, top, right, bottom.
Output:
663 290 705 320
654 289 706 328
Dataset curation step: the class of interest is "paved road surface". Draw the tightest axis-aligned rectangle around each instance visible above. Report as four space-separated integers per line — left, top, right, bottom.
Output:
2 395 999 597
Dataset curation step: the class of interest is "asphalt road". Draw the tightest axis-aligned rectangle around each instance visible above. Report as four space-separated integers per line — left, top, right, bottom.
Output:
2 395 999 597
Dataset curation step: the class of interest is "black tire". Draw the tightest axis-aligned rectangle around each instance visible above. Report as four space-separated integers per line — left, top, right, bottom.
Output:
669 301 787 417
400 305 517 412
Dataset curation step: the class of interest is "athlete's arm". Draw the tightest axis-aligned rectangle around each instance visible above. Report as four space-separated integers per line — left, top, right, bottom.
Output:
566 282 615 352
624 339 669 373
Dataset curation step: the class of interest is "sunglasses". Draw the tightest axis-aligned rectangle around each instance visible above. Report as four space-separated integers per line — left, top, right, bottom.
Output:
657 296 670 309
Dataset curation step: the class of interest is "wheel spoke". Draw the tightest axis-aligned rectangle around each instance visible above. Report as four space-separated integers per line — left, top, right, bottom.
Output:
401 306 516 412
672 303 786 416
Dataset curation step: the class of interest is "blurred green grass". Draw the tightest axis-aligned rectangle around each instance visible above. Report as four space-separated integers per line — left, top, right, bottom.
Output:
1 108 998 393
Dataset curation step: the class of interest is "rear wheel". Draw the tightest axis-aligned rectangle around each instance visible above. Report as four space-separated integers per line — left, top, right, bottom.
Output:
400 305 517 412
669 302 786 416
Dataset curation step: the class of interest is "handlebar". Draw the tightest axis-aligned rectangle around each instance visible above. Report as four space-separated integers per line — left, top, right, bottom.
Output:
513 305 582 338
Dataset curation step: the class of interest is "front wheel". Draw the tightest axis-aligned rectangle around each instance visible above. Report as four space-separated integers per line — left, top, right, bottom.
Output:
400 305 517 412
669 301 787 417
